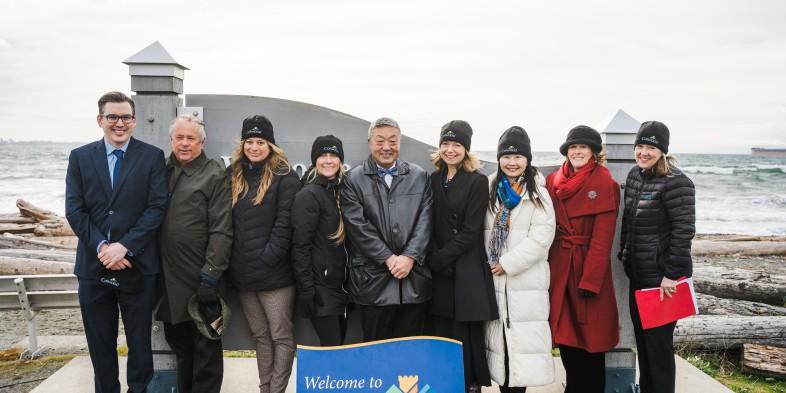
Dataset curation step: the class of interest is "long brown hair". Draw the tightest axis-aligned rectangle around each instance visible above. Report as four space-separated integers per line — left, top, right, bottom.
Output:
230 140 291 207
302 165 347 245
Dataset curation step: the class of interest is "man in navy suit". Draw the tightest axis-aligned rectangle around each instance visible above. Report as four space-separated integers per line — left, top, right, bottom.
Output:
66 91 168 393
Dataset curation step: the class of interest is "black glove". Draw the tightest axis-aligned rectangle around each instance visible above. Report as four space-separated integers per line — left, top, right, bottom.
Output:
299 290 316 318
197 281 219 305
579 289 597 299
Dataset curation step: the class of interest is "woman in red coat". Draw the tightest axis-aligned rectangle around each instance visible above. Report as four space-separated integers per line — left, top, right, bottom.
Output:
546 126 620 393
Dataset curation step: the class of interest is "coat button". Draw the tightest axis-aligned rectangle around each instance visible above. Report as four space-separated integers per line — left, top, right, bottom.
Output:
389 199 395 203
108 210 114 215
393 228 399 233
452 228 458 234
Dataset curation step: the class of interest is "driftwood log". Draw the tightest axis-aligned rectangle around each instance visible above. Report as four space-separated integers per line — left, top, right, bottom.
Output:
0 223 36 234
0 233 74 250
674 315 786 349
693 265 786 306
697 293 786 316
693 239 786 256
0 256 74 275
14 199 74 237
0 214 36 224
741 344 786 379
0 248 76 263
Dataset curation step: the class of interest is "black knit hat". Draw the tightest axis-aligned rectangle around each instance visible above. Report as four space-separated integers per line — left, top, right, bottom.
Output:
559 125 603 155
310 134 344 166
241 115 275 144
635 121 670 154
439 120 473 151
497 126 532 161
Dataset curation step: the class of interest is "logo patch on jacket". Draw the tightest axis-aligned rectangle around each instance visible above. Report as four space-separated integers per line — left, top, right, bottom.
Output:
588 190 597 200
641 192 654 200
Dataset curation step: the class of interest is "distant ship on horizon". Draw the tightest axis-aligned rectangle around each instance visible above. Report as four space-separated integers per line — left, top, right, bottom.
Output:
751 147 786 157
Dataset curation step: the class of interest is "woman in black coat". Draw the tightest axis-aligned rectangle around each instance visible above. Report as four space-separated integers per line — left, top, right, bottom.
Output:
228 115 301 393
620 121 695 393
428 120 498 393
291 135 350 346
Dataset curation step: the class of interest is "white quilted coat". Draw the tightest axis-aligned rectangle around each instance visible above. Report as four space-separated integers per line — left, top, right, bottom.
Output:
484 172 556 387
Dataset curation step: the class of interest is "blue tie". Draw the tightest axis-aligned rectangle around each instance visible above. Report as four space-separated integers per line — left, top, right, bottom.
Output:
112 149 124 189
377 166 398 178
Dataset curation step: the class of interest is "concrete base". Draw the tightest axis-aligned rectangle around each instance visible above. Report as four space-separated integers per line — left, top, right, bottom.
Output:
30 355 730 393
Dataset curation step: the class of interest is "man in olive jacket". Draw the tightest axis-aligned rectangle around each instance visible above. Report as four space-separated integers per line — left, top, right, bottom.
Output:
341 117 433 341
157 115 233 393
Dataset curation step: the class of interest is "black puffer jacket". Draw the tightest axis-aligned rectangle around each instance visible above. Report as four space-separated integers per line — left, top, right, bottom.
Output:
229 161 301 291
341 156 433 306
620 166 695 288
291 175 349 317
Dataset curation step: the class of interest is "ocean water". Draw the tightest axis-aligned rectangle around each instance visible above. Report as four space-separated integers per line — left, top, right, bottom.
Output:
1 142 785 235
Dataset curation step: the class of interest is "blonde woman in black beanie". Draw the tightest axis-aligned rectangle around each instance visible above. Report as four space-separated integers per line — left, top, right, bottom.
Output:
228 115 301 393
427 120 498 393
291 135 350 346
620 121 695 393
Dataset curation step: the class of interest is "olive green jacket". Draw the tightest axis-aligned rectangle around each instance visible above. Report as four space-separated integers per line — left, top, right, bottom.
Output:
156 152 233 324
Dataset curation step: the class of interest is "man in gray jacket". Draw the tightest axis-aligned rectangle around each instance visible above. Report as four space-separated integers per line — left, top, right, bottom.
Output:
341 117 433 341
157 115 233 393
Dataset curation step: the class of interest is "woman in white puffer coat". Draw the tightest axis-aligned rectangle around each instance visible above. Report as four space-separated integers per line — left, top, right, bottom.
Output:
485 126 556 392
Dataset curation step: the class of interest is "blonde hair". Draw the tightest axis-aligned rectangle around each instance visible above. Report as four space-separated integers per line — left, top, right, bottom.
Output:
302 166 347 245
231 140 291 207
653 154 679 177
430 150 482 173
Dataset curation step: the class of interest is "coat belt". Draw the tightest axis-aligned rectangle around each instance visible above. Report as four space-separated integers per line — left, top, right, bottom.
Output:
558 234 591 323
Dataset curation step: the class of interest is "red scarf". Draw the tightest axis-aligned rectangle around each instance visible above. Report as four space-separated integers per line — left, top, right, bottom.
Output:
553 159 596 200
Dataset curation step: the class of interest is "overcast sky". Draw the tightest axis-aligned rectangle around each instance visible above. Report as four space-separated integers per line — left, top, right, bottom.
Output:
1 0 785 153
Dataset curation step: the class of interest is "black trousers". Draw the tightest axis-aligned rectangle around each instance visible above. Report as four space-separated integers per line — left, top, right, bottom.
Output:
630 288 677 393
78 277 156 393
310 315 348 346
164 321 224 393
359 303 427 341
431 315 491 389
559 345 605 393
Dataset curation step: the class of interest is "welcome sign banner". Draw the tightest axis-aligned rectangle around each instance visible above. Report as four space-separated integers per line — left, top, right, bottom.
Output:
296 336 465 392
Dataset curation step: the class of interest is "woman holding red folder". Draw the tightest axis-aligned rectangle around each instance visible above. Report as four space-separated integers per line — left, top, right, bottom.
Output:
546 126 620 393
620 121 695 393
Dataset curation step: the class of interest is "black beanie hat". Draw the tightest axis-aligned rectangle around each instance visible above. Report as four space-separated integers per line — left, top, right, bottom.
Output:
439 120 473 151
559 125 603 156
241 115 275 145
497 126 532 161
310 134 344 166
635 121 670 154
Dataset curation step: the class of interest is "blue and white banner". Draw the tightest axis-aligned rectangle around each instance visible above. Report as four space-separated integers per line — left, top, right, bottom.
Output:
296 336 465 392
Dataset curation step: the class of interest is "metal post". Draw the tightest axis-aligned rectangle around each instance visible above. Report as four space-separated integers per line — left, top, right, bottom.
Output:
15 277 44 359
599 109 641 393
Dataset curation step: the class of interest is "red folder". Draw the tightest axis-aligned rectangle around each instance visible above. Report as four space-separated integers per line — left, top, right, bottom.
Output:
634 278 699 330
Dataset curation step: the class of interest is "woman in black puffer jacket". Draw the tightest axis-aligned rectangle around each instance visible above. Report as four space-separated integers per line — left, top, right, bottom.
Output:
620 121 695 393
228 115 301 393
291 135 350 346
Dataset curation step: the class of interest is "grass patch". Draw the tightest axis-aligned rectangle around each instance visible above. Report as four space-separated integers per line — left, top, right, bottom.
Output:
680 349 786 393
0 349 74 392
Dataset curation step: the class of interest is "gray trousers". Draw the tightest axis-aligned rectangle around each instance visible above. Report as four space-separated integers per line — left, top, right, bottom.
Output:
239 285 296 393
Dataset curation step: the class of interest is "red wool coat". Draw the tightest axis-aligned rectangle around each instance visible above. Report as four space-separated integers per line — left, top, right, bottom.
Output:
546 164 620 353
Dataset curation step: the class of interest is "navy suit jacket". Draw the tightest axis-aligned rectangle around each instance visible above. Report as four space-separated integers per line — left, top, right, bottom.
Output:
66 137 168 279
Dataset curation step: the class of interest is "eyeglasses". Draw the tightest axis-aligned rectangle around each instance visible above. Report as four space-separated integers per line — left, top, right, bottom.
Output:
102 114 136 123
